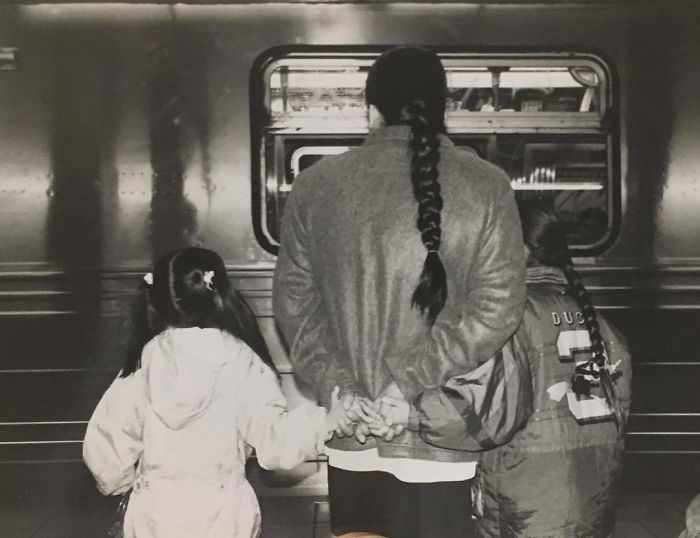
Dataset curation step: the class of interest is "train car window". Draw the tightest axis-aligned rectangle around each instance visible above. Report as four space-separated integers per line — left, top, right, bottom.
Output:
446 66 600 113
252 51 616 255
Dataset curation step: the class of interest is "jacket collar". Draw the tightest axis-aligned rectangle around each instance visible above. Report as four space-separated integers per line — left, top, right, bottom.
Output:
526 265 568 286
363 125 454 149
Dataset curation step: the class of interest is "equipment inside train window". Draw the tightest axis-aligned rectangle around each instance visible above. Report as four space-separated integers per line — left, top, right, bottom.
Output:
252 50 617 255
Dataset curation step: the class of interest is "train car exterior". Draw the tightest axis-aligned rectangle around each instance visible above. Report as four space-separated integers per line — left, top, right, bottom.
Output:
0 0 699 495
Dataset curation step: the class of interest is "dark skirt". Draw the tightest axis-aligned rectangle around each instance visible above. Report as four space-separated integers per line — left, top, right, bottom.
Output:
328 465 474 538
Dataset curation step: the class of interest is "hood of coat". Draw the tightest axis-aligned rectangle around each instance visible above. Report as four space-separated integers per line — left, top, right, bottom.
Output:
143 327 230 430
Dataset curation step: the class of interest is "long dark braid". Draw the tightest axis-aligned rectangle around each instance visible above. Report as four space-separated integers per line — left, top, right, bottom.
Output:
520 204 621 425
561 261 621 426
402 100 446 323
366 47 449 325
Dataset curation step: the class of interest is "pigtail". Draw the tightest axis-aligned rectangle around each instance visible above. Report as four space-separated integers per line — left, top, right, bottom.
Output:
121 284 153 378
222 288 280 379
402 100 447 325
561 261 622 427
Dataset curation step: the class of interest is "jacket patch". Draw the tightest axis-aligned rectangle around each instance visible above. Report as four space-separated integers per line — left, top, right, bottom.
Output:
551 310 585 326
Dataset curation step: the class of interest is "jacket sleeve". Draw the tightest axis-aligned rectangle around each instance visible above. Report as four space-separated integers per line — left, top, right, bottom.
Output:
236 346 330 471
414 326 533 451
273 183 360 406
384 187 527 402
83 372 145 495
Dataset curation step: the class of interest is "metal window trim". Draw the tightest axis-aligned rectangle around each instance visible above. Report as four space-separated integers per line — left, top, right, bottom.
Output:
251 47 618 256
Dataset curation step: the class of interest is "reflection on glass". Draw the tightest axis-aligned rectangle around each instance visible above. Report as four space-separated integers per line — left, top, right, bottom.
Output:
258 55 613 252
269 67 368 116
267 64 602 118
447 67 599 112
274 138 609 248
492 138 608 246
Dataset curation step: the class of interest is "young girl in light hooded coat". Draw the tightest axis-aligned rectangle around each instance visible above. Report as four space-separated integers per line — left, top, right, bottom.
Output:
83 247 344 538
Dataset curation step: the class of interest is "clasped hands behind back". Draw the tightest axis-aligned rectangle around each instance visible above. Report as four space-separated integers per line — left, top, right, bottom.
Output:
334 382 410 443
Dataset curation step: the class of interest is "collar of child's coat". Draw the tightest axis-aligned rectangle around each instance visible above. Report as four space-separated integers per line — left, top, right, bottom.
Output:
525 265 568 285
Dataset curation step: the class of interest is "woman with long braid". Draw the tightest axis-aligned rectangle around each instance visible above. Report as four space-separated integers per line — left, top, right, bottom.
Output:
469 204 632 537
273 47 526 538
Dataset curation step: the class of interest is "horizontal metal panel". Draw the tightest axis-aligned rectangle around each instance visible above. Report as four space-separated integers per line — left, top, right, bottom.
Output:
623 454 700 491
626 434 700 453
0 372 112 422
631 364 700 414
0 316 124 371
602 310 700 363
0 370 309 421
0 443 82 463
628 413 700 434
0 422 87 443
0 371 316 464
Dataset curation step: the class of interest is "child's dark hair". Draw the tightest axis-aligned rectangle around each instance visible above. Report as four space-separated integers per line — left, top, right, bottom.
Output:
121 247 277 378
366 46 448 325
519 203 621 424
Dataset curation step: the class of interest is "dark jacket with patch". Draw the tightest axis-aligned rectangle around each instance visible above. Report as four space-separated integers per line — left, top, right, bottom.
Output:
476 266 632 537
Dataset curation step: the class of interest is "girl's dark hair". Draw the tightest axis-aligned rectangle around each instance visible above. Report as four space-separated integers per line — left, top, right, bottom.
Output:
519 203 621 424
366 46 448 325
121 247 277 378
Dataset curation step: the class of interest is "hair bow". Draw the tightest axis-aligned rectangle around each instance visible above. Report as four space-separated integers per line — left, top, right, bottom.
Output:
203 270 215 291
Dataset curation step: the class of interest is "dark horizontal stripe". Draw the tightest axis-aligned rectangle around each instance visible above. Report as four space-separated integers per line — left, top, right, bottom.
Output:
628 414 700 434
635 362 700 366
0 443 83 462
627 432 700 436
0 371 303 422
0 266 274 282
626 450 700 455
0 316 126 370
626 434 700 452
0 372 116 422
3 418 699 443
0 365 296 374
0 369 86 374
8 302 700 314
0 368 695 420
0 316 289 371
5 269 700 282
0 422 87 442
0 311 78 316
2 358 699 372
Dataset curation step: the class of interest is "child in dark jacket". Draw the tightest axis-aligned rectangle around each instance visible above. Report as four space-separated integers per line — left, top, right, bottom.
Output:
471 205 632 537
416 205 631 537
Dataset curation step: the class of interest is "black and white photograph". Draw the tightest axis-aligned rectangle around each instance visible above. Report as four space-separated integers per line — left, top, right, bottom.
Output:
0 1 698 536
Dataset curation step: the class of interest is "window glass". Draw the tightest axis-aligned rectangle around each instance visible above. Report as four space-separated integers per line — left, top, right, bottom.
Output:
446 67 600 113
269 67 368 117
253 51 616 254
